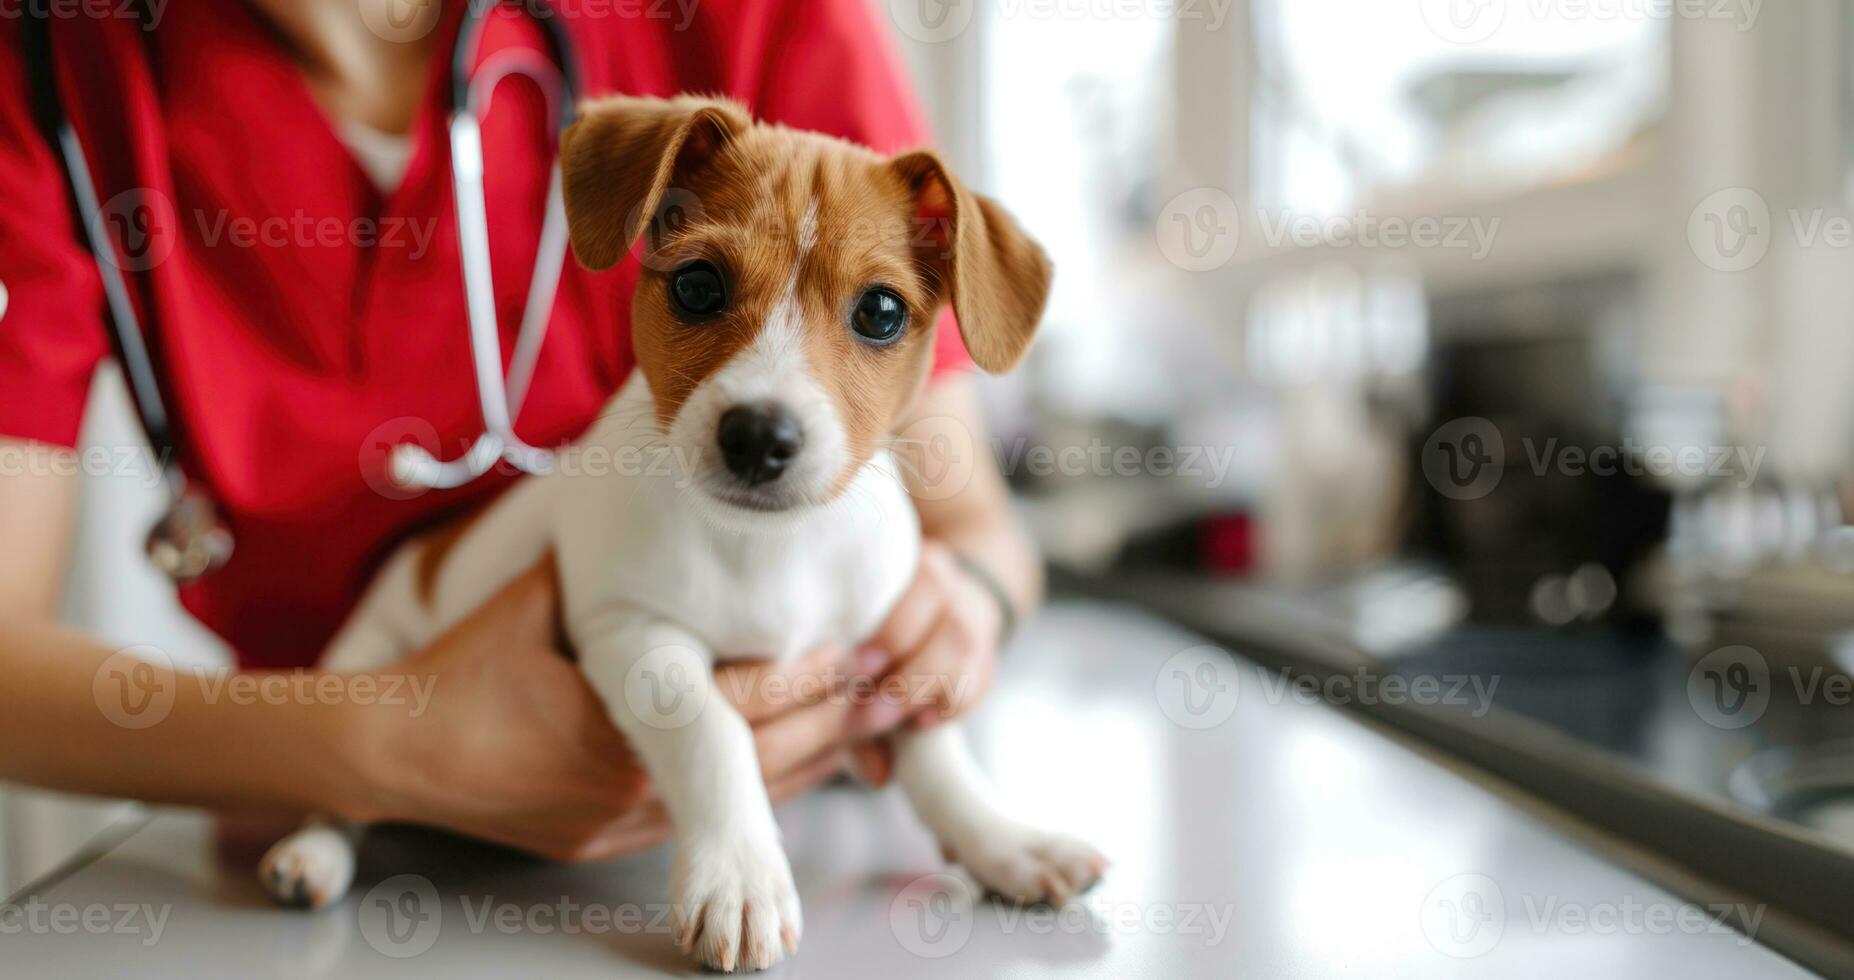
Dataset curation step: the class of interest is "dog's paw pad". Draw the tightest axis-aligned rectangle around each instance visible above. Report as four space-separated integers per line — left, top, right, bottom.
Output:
259 827 356 910
673 839 802 972
956 829 1107 906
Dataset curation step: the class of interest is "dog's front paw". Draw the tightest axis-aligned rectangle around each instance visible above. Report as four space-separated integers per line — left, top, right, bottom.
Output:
672 832 802 972
259 825 357 909
949 825 1107 906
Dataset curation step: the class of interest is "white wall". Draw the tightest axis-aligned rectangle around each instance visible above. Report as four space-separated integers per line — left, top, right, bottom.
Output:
0 366 228 896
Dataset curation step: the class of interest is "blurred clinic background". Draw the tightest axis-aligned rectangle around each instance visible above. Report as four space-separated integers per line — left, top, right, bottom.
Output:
897 0 1854 860
9 0 1854 970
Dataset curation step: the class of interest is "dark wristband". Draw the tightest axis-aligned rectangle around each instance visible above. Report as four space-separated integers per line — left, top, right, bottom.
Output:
953 552 1017 647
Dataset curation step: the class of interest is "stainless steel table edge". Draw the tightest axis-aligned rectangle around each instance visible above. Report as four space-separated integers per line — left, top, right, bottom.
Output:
1070 572 1854 978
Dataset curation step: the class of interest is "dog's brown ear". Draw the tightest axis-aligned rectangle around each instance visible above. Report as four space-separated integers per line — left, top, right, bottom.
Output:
560 95 750 271
890 150 1052 373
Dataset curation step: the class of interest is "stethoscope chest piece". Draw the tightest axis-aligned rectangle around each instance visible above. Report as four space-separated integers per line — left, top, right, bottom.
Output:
144 489 234 585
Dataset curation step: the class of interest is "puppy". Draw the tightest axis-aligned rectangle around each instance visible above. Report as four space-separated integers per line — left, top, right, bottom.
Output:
260 95 1105 971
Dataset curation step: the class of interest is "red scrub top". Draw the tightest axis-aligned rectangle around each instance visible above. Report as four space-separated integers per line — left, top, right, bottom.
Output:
0 0 971 668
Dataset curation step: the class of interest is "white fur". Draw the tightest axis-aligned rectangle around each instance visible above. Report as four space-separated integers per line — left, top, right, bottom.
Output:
262 228 1103 967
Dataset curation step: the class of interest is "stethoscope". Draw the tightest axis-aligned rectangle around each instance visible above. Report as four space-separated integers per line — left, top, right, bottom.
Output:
25 2 579 583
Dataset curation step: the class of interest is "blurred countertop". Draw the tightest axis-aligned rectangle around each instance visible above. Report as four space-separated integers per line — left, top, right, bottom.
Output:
1 602 1816 978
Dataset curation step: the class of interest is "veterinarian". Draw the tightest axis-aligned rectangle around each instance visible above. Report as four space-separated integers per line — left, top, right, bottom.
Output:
0 0 1040 864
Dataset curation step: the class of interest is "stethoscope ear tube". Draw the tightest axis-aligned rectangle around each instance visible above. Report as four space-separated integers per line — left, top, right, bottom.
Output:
392 0 581 490
26 3 586 582
451 0 582 135
390 112 567 489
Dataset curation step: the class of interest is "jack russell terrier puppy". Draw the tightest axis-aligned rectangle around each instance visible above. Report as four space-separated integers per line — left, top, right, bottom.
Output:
258 95 1105 970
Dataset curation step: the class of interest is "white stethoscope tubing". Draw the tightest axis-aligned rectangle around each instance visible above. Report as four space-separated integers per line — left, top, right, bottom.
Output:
29 1 582 584
391 49 571 489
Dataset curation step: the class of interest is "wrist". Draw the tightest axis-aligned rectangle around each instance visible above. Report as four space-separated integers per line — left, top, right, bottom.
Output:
305 685 400 823
952 552 1018 646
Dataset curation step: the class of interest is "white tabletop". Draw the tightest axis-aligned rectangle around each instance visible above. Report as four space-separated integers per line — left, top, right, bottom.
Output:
1 603 1817 978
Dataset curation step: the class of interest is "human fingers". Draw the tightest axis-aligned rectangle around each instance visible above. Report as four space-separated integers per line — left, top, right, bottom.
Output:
865 549 957 663
753 695 857 780
716 645 852 724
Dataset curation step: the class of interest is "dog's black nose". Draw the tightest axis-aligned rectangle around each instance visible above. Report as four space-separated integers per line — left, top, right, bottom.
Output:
717 404 804 485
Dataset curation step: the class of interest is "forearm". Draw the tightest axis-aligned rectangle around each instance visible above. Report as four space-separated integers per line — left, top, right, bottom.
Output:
926 504 1043 625
0 616 379 819
905 377 1045 624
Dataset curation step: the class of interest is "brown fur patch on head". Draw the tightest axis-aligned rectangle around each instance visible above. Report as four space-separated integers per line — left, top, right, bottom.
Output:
561 96 1051 495
626 130 942 481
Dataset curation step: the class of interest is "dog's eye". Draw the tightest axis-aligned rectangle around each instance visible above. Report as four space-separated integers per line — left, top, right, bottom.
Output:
851 288 907 345
668 260 727 319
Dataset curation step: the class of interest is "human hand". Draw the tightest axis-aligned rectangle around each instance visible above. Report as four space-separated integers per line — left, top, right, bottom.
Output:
850 541 1005 738
340 560 899 862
